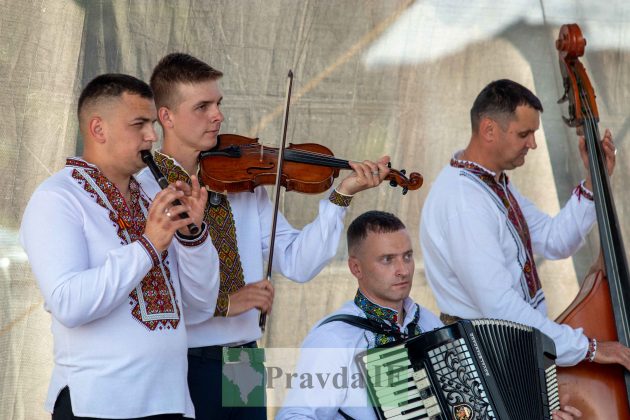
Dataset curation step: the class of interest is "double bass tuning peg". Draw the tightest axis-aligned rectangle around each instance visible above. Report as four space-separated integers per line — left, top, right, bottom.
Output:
561 115 578 127
557 90 569 104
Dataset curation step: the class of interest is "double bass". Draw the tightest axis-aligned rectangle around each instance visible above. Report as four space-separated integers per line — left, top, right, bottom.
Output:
555 23 630 418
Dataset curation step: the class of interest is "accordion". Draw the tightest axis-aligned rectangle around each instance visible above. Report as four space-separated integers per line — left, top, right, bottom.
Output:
356 319 560 420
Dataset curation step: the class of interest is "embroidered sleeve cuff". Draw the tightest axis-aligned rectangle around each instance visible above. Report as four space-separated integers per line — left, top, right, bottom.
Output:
584 337 598 362
176 222 209 247
329 189 353 207
138 235 161 267
214 293 230 317
574 180 594 202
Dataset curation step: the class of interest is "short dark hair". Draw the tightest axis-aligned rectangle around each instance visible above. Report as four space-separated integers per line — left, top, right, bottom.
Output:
470 79 543 132
347 211 406 253
78 73 152 117
150 52 223 109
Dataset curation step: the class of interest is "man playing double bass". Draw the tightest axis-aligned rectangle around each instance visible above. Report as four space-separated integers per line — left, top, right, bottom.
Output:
420 79 630 393
138 52 391 420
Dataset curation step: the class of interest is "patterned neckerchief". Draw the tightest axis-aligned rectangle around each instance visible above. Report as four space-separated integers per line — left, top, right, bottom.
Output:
153 151 246 317
354 289 422 346
67 158 180 331
450 156 542 299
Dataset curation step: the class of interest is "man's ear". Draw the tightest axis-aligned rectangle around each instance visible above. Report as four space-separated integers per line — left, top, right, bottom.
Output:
479 117 496 142
348 256 362 279
89 117 106 143
158 107 174 128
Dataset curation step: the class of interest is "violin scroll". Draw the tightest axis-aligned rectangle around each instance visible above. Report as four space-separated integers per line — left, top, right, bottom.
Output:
386 165 423 195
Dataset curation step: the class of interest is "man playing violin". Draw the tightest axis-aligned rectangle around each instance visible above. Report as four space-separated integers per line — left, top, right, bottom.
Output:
139 52 391 420
20 74 220 419
420 80 630 388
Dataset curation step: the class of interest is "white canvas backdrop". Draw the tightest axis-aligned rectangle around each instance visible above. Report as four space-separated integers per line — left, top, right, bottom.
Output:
2 0 629 418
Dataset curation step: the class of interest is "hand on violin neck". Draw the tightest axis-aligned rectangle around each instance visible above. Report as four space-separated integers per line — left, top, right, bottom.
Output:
336 156 391 196
227 280 274 317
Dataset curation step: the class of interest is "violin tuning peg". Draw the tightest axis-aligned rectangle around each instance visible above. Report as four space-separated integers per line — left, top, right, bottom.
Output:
389 180 398 188
402 187 409 195
400 169 406 175
387 162 392 169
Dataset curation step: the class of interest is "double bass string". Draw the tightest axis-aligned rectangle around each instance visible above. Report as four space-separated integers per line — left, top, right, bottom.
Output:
576 72 613 237
576 65 630 337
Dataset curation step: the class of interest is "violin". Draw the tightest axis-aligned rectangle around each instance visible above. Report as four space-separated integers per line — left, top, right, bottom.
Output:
198 133 423 195
206 71 423 333
554 23 630 418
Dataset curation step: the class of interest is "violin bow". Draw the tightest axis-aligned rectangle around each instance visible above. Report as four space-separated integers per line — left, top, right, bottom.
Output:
259 70 294 332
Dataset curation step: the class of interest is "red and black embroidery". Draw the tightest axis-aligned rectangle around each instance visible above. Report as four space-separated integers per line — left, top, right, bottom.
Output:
68 158 180 330
574 181 594 202
176 225 209 248
451 158 542 299
138 235 161 267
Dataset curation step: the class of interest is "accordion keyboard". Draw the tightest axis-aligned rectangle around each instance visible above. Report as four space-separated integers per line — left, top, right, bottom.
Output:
361 344 442 419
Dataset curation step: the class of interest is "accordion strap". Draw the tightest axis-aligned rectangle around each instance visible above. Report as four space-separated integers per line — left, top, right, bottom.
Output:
337 408 356 420
318 314 404 339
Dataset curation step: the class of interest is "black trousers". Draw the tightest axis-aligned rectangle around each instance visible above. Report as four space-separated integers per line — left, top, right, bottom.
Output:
52 387 185 420
187 343 266 420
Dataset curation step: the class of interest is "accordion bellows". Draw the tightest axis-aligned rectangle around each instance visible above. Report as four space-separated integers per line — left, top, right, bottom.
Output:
357 319 560 420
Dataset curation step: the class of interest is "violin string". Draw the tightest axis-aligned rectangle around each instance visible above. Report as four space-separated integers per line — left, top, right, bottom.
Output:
226 142 418 188
236 144 415 182
286 150 350 167
239 143 351 167
232 144 414 183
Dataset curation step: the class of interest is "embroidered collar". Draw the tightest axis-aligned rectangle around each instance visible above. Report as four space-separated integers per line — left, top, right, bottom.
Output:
450 152 509 185
354 289 422 346
66 157 100 171
152 150 197 185
68 157 144 235
354 289 400 324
